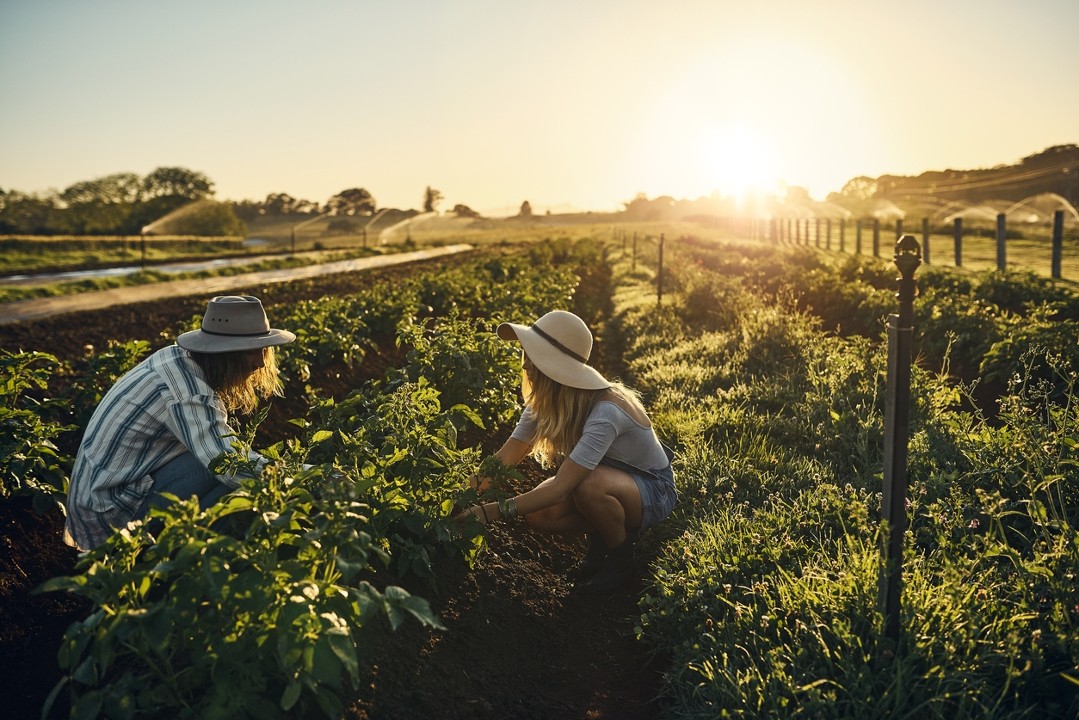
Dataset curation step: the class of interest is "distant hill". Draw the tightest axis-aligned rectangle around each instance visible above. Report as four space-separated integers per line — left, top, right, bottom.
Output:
872 144 1078 206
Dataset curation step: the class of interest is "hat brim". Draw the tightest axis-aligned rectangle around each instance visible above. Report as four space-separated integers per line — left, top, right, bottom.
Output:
176 328 296 354
497 321 610 390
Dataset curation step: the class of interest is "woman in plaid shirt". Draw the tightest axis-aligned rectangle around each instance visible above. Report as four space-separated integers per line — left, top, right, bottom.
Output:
65 296 295 550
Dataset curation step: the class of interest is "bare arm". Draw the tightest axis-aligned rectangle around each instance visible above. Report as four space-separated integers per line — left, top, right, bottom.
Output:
470 437 532 491
511 458 589 516
460 457 590 523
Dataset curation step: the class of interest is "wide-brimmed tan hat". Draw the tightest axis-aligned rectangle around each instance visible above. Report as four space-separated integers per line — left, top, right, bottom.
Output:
177 295 295 353
497 310 610 390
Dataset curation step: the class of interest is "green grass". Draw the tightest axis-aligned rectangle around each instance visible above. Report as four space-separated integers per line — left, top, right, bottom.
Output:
611 239 1078 718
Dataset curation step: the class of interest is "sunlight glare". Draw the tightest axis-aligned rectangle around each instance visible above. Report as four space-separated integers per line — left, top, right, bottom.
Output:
704 127 779 202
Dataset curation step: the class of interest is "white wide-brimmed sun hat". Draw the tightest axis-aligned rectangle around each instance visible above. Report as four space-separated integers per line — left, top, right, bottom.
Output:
497 310 610 390
177 295 296 353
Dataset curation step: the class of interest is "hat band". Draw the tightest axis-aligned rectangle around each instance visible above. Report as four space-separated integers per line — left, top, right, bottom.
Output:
199 328 272 338
531 324 587 364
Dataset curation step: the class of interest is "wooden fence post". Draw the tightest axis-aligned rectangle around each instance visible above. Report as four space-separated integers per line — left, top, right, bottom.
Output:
840 218 846 252
856 219 863 255
953 218 963 267
657 233 665 305
826 219 832 250
921 217 930 265
879 234 921 646
873 219 881 257
1052 210 1064 279
796 219 802 245
632 232 638 272
815 219 821 248
996 213 1007 270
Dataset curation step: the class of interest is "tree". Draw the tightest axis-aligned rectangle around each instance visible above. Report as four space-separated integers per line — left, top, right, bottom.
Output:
518 200 532 218
142 167 214 200
0 191 60 234
423 186 443 213
325 188 376 217
839 176 879 201
60 173 142 233
451 204 480 218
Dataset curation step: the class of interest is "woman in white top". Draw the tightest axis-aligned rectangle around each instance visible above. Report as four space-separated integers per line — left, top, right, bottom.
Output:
458 310 677 593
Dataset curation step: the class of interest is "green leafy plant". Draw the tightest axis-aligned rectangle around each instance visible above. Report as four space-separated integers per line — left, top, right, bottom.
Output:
0 349 72 510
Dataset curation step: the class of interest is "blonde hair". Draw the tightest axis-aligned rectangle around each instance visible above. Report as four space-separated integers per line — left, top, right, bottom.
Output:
190 346 283 415
522 364 645 469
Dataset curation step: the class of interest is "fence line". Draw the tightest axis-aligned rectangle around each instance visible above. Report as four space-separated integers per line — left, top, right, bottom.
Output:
724 210 1075 281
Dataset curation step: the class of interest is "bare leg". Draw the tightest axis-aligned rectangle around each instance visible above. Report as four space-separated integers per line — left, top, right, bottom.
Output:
523 476 592 535
571 465 643 549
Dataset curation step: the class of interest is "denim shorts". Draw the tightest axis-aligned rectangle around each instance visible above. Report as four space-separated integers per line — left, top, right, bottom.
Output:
600 444 678 533
630 463 677 532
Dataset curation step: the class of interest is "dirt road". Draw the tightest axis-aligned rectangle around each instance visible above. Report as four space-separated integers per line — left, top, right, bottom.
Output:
0 244 473 326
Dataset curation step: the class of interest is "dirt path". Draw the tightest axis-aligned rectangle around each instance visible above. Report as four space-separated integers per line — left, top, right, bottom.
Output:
0 244 472 325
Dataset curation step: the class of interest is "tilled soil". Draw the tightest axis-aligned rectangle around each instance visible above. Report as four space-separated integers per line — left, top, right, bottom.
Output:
0 250 668 719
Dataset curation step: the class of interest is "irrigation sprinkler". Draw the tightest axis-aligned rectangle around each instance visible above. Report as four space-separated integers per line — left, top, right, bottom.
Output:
290 212 330 254
879 234 921 647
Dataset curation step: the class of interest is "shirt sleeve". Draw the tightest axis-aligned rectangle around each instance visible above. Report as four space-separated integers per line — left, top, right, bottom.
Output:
164 394 266 488
568 416 619 470
509 405 538 444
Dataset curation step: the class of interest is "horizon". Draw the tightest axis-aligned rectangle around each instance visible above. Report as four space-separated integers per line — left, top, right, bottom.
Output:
2 1 1077 214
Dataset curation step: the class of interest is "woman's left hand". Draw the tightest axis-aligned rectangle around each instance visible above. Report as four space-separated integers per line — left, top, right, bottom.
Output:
454 504 490 524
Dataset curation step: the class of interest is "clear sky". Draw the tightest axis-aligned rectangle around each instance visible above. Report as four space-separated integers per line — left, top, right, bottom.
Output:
2 0 1076 215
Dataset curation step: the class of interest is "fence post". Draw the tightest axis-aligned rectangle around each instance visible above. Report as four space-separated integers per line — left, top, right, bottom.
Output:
632 232 638 272
921 217 930 265
1052 210 1064 279
996 213 1007 271
657 233 665 305
826 219 832 250
879 233 921 646
815 219 821 248
840 218 846 252
953 218 963 267
856 219 863 255
873 219 881 257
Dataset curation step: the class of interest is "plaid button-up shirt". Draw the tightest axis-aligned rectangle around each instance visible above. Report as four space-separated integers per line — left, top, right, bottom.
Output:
65 344 264 550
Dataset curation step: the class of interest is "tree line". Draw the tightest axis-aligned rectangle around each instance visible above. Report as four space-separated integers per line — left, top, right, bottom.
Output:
0 170 484 237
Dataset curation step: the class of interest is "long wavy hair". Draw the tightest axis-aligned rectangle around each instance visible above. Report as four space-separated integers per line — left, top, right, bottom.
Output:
522 358 645 469
189 347 283 415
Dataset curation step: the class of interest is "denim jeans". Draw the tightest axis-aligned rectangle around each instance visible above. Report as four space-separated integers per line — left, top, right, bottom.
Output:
136 452 230 518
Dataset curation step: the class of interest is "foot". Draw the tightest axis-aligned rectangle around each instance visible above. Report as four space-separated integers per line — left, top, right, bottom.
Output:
578 539 635 593
573 534 609 582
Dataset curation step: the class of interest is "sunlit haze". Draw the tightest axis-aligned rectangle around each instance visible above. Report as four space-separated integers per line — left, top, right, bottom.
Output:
1 0 1076 215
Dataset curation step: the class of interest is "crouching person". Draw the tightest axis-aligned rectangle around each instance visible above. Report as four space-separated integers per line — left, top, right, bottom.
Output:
456 310 677 593
64 295 296 551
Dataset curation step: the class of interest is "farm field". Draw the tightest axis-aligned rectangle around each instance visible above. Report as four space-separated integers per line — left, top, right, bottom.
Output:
1 227 1077 719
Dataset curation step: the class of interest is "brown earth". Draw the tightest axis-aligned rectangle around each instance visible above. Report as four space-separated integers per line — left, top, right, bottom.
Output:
0 249 669 719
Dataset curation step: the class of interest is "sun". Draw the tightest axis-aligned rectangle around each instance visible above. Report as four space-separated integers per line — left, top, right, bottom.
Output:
703 127 779 201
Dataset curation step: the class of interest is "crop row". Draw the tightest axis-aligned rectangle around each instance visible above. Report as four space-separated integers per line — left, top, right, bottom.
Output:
4 241 599 718
4 232 1077 718
615 237 1078 718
